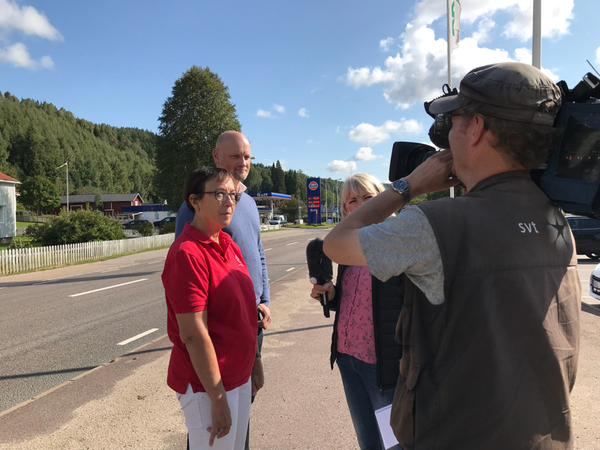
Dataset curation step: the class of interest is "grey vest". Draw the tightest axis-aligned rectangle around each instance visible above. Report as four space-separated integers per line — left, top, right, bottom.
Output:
391 171 580 450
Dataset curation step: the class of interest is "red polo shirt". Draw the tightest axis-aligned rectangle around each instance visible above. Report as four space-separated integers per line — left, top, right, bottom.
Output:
162 223 257 394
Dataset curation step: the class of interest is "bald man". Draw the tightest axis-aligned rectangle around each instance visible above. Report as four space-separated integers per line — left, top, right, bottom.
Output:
175 131 271 450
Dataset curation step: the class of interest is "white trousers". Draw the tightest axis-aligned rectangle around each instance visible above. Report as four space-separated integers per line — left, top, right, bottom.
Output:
177 377 252 450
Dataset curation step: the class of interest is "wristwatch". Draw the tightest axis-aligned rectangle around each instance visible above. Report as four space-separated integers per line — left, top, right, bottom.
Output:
391 179 411 206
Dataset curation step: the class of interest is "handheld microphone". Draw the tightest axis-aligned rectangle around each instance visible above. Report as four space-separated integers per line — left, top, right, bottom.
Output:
306 238 333 318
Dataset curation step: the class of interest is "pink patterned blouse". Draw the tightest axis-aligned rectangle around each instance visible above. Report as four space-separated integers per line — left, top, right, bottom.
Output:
336 265 376 364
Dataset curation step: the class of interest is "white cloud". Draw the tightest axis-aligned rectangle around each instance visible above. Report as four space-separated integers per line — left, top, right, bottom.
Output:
0 0 62 69
326 160 356 173
502 0 574 41
349 119 422 145
0 0 63 40
352 147 380 161
335 126 341 134
379 37 395 52
472 15 496 43
299 108 309 118
256 109 272 118
345 0 574 109
0 42 53 69
273 104 285 114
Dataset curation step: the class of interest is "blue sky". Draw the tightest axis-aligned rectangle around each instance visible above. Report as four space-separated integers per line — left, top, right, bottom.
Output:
0 0 596 185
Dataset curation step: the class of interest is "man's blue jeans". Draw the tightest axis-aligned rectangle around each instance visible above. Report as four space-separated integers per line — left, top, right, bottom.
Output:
336 352 402 450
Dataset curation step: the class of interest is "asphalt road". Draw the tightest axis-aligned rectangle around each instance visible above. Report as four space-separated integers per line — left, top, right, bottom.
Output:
0 227 329 413
1 231 599 449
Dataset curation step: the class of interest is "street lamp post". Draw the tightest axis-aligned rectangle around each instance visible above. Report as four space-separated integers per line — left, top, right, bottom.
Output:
324 179 327 224
335 180 339 223
57 161 69 211
337 179 342 223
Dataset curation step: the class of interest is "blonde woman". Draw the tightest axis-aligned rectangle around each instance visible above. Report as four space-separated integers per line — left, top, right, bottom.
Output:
311 173 404 450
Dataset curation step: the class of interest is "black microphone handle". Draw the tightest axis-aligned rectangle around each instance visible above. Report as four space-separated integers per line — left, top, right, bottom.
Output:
321 293 330 318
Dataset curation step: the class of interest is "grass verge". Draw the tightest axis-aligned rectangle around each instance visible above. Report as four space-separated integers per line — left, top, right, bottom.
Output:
16 221 43 228
0 237 41 251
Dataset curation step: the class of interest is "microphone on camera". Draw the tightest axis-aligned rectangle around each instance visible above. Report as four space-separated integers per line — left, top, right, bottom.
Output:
306 238 333 318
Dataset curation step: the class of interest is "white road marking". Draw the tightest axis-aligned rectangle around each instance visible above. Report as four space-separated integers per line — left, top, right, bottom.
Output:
68 278 148 297
286 242 299 246
264 248 272 251
286 267 295 272
117 328 159 346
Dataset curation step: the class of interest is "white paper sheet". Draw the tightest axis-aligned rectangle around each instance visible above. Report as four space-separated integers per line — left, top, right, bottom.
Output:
374 404 399 449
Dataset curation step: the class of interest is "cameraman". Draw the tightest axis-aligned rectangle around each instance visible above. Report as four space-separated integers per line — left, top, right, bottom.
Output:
323 62 581 450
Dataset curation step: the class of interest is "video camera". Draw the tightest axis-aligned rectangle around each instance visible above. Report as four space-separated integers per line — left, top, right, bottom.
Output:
389 72 600 219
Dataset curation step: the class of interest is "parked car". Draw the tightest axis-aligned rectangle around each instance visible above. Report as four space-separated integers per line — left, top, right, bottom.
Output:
269 214 286 225
154 216 177 228
566 215 600 260
122 219 153 230
590 264 600 300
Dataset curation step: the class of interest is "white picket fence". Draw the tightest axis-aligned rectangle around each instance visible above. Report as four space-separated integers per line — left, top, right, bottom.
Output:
0 234 175 275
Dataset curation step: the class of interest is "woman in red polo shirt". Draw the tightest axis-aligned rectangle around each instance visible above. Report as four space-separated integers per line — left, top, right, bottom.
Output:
162 167 258 450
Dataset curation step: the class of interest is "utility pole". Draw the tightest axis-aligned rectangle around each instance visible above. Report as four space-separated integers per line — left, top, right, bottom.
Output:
532 0 541 69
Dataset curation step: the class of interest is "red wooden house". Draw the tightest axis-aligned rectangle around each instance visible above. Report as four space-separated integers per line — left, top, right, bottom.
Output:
53 193 143 216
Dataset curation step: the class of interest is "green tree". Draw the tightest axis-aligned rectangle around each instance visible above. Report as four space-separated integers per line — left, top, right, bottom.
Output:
271 161 285 193
0 93 157 203
19 175 61 215
26 209 126 245
159 222 176 235
154 66 241 207
245 165 263 193
10 126 45 177
278 196 303 221
73 185 103 210
132 221 154 237
284 169 297 196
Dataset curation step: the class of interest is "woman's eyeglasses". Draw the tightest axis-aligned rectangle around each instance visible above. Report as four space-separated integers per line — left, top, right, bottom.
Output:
204 191 242 203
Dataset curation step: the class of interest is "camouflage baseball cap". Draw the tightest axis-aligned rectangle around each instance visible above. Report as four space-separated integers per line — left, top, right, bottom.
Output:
427 62 562 126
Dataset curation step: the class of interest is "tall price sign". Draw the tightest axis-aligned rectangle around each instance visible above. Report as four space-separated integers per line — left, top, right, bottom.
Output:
306 178 321 225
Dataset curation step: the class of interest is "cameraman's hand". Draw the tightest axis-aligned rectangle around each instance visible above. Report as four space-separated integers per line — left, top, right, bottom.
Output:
310 281 334 303
406 149 460 197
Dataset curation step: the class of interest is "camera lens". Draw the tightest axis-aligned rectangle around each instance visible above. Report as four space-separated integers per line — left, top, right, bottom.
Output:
389 142 438 181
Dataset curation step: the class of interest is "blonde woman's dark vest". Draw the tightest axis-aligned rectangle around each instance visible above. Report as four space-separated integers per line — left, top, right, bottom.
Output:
391 171 580 450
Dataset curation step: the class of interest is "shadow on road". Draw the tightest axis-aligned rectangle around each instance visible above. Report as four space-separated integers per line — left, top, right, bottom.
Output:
127 346 172 357
578 258 600 266
0 366 98 381
264 324 332 337
0 271 159 289
582 302 600 317
0 346 174 381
